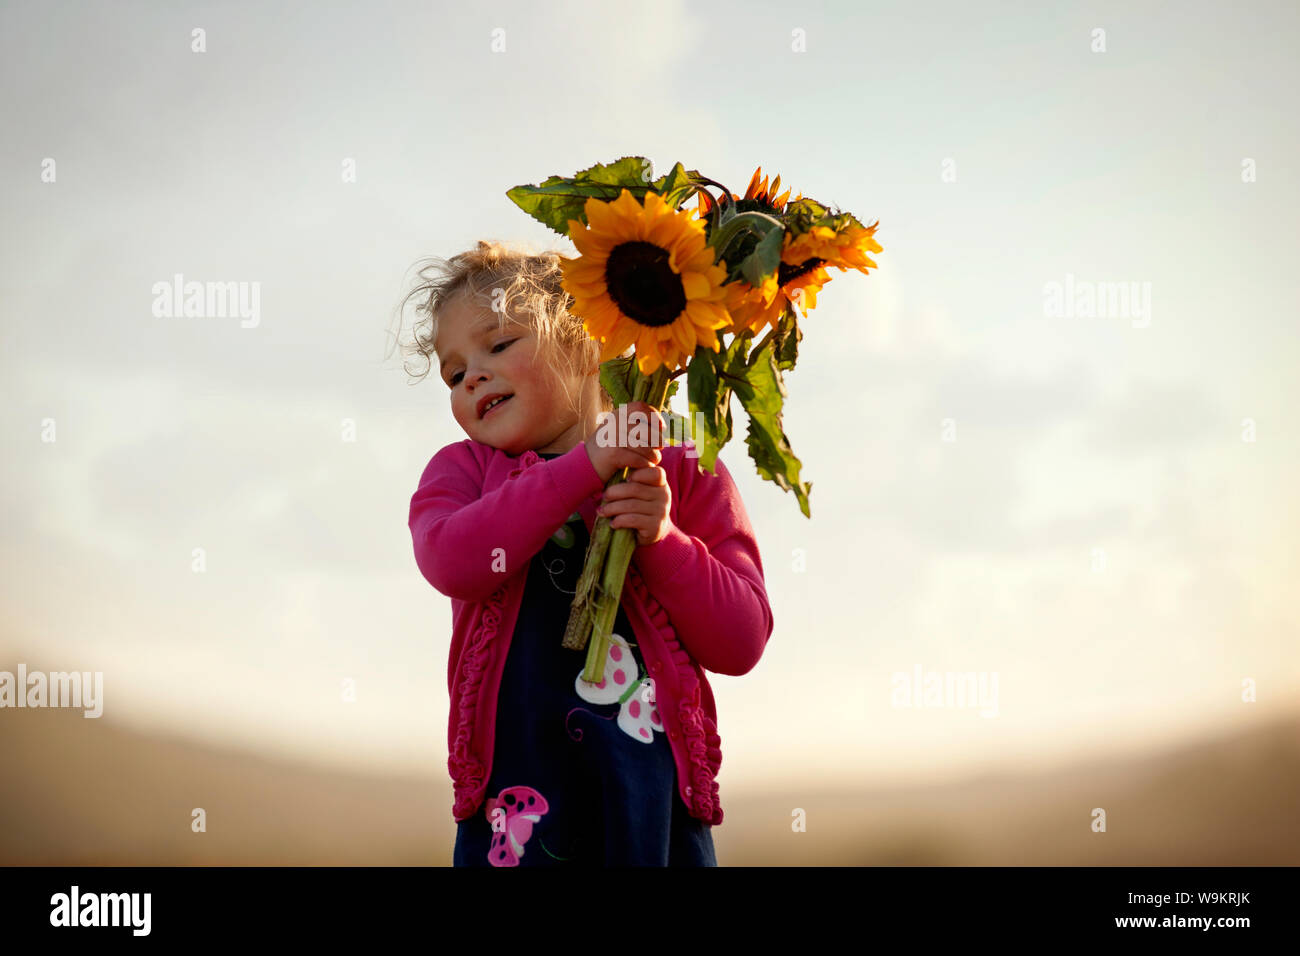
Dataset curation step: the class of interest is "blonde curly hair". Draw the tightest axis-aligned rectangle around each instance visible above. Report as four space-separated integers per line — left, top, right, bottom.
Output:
391 240 626 421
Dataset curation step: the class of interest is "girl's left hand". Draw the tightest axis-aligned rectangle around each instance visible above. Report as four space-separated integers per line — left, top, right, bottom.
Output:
596 464 671 546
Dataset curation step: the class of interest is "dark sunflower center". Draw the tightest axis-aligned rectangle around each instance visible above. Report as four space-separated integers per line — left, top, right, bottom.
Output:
778 257 824 287
604 242 687 327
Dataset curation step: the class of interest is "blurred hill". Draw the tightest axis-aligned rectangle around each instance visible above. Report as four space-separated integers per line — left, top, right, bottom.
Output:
2 703 1297 865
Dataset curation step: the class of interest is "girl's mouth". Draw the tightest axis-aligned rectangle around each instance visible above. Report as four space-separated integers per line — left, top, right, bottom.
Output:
482 394 513 419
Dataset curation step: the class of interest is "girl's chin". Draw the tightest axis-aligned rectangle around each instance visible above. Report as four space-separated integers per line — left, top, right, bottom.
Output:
472 424 523 453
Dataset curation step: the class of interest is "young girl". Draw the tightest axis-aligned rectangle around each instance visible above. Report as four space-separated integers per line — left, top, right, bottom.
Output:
401 240 773 867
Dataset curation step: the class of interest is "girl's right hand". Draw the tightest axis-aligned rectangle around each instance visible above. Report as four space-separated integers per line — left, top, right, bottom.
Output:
584 401 666 484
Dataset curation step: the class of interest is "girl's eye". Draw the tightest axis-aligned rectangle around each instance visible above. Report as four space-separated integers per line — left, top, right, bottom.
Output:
448 340 515 387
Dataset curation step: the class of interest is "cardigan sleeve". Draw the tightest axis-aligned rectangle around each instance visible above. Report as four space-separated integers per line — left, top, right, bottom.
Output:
409 440 606 603
630 449 774 677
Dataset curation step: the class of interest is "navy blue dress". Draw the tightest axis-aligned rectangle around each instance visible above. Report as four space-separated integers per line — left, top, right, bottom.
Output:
453 451 717 867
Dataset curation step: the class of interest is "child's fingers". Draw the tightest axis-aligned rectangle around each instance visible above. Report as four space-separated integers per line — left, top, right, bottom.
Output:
603 466 664 493
611 447 660 471
600 494 647 513
598 493 663 517
605 510 665 546
603 502 655 515
603 472 666 503
626 465 666 485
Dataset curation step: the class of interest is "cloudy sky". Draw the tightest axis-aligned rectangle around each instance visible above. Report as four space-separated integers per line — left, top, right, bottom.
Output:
2 0 1296 793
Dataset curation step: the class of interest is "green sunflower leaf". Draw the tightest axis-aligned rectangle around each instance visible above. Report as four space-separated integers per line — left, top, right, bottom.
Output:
686 338 745 474
661 377 691 446
506 156 660 237
773 302 802 372
650 162 705 212
783 196 872 237
781 196 832 231
664 377 680 404
733 335 812 518
598 355 638 406
739 224 784 289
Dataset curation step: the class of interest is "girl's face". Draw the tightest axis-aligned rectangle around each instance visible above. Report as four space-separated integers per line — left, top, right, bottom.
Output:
433 291 592 457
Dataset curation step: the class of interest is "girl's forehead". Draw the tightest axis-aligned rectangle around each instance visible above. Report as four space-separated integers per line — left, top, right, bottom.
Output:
442 291 495 324
453 289 533 326
434 295 532 352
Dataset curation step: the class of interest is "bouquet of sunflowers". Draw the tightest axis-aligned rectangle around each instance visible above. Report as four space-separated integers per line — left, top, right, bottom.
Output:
507 157 882 683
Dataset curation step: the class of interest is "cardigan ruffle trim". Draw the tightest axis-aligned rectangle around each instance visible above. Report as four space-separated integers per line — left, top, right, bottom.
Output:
448 587 505 822
508 448 540 478
625 563 725 826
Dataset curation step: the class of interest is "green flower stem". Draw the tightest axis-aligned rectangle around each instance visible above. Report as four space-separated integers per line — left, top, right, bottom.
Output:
560 373 652 652
574 366 672 683
581 524 639 683
560 517 608 650
618 674 649 707
707 210 784 259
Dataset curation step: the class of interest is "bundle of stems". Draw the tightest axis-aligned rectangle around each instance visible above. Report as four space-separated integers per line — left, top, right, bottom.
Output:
561 367 672 684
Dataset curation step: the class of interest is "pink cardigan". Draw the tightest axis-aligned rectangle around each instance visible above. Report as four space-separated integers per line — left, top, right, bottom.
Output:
408 437 773 826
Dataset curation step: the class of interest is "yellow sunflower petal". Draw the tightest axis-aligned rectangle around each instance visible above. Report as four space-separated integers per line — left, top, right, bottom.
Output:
668 314 696 356
583 197 619 235
680 271 713 300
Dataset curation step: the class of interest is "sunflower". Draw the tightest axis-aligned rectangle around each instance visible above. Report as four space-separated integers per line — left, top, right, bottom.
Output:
561 189 733 376
738 166 794 209
703 166 833 338
782 220 883 276
695 165 797 218
724 259 833 338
